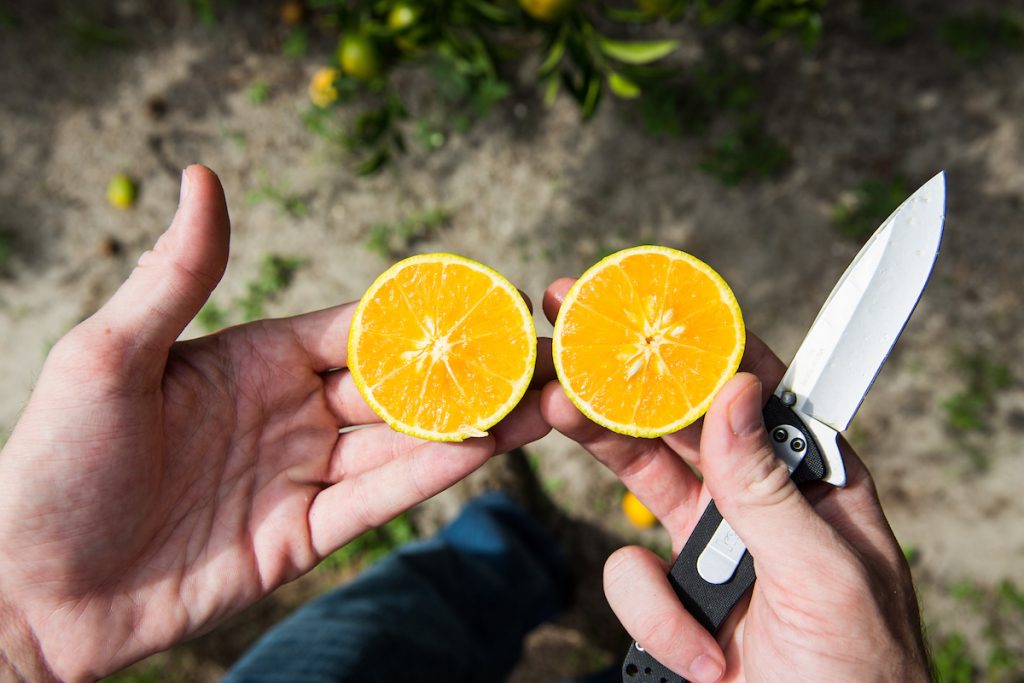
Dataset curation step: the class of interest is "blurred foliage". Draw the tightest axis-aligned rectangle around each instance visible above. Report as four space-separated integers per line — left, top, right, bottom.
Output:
197 254 306 331
247 80 272 103
699 119 790 185
930 579 1024 682
932 632 976 683
940 348 1013 473
239 254 307 320
279 0 829 176
365 207 453 259
246 175 310 217
942 10 1024 64
318 513 418 572
832 176 909 240
942 350 1012 435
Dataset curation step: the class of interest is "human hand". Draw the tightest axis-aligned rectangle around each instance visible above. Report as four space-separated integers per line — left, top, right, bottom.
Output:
0 166 551 682
540 278 930 683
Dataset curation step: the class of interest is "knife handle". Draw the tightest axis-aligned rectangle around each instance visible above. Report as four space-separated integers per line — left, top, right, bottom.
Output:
621 394 827 682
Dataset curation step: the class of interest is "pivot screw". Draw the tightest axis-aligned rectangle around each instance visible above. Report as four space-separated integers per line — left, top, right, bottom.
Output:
790 438 806 452
772 428 788 443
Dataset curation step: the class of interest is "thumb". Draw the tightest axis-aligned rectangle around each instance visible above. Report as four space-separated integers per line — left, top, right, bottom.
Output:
97 165 230 352
698 372 837 578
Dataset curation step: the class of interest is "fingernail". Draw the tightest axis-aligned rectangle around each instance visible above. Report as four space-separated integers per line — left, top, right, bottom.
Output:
728 378 763 437
689 654 723 683
179 167 192 205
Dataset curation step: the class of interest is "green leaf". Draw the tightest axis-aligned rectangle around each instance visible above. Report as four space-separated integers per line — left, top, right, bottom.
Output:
543 74 560 106
470 0 514 24
605 7 657 23
581 73 601 119
598 38 680 64
607 71 641 98
539 32 567 75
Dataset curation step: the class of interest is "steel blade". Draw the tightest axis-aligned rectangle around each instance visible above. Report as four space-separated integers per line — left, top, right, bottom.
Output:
777 172 946 431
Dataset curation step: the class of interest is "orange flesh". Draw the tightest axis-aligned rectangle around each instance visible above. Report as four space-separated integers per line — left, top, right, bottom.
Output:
351 258 535 440
556 248 744 435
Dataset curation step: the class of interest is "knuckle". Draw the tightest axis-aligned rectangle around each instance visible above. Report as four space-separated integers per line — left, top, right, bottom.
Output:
634 614 678 654
717 442 795 509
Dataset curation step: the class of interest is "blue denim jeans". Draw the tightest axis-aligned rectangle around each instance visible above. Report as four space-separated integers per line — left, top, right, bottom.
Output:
223 492 619 683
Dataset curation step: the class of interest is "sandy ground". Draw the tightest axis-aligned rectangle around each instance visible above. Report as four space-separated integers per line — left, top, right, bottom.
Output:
2 0 1024 680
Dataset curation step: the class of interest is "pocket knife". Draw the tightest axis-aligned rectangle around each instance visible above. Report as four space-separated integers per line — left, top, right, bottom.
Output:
622 172 947 682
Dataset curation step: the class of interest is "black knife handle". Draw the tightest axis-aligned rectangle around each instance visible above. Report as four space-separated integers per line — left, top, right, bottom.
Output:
621 395 827 682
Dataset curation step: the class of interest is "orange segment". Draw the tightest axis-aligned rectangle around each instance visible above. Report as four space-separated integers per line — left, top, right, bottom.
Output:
553 245 744 438
348 253 536 442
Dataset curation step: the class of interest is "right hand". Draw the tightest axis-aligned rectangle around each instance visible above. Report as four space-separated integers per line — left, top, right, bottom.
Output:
540 278 931 683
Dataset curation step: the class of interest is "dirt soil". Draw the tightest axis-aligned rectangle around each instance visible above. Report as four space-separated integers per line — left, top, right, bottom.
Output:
2 0 1023 681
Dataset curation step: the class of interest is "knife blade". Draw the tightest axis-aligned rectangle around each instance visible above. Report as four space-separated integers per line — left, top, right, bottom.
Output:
622 172 946 682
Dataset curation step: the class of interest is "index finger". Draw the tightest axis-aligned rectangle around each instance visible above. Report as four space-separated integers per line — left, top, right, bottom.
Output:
284 302 357 372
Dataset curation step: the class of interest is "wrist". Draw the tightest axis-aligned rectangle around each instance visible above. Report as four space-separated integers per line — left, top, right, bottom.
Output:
0 595 58 683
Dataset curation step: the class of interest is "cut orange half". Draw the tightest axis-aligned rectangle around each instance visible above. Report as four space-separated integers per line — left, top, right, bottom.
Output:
348 253 537 442
553 245 745 438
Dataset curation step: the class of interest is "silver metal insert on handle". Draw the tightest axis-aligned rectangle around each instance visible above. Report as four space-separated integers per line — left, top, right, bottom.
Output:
696 424 807 584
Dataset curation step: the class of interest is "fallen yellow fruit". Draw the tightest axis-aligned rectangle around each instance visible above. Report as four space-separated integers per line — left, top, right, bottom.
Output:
622 490 658 528
106 174 137 210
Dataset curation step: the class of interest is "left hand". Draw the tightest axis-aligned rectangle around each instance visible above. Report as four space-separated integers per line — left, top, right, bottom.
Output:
0 166 552 681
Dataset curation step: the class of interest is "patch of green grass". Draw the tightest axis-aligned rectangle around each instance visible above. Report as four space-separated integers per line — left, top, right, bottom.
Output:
931 579 1024 682
282 26 309 58
832 176 910 240
246 177 309 218
247 80 270 104
238 255 306 321
931 632 976 683
195 254 306 331
196 301 229 333
699 120 790 186
318 513 417 573
637 58 755 138
942 351 1012 434
365 208 452 259
942 11 1024 64
221 127 248 150
950 579 985 604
